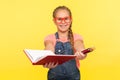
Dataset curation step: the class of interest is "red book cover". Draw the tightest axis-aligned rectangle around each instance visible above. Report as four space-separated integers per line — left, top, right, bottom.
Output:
24 48 94 65
81 47 95 54
23 49 76 65
32 55 76 65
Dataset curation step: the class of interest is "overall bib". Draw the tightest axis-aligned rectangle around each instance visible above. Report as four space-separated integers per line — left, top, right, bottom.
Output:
48 32 80 80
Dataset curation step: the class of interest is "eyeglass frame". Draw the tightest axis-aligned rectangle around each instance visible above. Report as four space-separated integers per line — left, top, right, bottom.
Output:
54 16 72 24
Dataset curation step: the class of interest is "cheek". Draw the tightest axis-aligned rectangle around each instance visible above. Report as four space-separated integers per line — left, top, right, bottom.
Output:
54 21 59 26
55 23 60 28
67 22 72 27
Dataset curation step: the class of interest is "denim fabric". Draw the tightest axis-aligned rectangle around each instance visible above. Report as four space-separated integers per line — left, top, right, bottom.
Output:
48 32 80 80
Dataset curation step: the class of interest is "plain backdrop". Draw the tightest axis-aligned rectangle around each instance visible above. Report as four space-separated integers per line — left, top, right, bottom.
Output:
0 0 120 80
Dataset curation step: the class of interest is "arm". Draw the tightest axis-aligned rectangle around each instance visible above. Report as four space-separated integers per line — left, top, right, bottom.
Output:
44 40 55 52
74 39 87 60
43 40 58 68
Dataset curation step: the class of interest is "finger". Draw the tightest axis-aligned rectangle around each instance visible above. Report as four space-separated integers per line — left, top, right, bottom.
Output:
80 52 86 57
75 51 79 56
75 51 82 59
50 62 58 68
43 63 48 68
47 62 52 68
54 62 58 67
48 62 54 68
77 52 81 56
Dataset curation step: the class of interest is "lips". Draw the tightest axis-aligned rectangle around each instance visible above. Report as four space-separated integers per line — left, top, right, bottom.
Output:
59 24 67 27
59 23 68 28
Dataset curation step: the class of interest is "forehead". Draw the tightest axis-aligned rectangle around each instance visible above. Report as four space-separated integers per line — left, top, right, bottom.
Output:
55 9 70 18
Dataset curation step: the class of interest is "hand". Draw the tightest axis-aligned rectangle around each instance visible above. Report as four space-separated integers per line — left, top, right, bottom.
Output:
75 51 87 60
43 62 58 69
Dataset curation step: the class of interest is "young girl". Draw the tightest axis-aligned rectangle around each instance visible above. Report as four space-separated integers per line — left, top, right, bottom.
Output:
44 6 87 80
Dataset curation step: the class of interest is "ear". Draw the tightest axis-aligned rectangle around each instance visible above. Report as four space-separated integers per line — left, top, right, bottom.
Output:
53 18 55 22
53 18 57 25
70 17 73 22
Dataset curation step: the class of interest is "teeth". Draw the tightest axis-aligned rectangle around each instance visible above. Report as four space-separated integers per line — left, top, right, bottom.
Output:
60 25 62 27
60 25 67 27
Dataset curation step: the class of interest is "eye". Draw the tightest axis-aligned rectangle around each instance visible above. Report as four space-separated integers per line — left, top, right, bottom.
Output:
65 17 69 20
57 18 62 20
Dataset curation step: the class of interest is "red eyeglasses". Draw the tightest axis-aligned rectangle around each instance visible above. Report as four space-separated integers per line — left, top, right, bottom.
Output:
54 16 71 24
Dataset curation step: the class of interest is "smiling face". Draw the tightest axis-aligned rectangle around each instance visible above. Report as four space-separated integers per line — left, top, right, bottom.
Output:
53 9 72 33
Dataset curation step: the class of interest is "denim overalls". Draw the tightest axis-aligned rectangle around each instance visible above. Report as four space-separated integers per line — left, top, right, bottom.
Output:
48 32 80 80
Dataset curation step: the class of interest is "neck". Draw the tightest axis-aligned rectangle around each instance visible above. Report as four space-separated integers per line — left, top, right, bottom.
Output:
58 31 68 38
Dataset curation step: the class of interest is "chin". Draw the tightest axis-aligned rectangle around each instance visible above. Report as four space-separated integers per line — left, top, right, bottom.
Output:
59 29 69 33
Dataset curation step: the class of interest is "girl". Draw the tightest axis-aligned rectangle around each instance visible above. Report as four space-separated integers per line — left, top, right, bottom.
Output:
44 6 87 80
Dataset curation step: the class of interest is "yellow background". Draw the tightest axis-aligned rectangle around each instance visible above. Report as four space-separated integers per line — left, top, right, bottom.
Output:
0 0 120 80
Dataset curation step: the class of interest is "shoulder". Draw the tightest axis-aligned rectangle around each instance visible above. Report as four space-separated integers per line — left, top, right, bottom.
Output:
44 33 56 42
73 33 83 41
44 33 56 46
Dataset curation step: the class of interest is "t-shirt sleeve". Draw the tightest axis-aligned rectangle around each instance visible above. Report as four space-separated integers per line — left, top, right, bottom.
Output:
44 35 52 41
74 34 83 42
44 35 51 41
44 34 56 46
44 34 56 43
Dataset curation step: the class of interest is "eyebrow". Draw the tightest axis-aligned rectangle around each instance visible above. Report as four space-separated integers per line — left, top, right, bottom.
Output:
55 16 70 18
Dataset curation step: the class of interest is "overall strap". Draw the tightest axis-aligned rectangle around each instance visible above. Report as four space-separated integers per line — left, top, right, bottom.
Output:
55 32 70 41
55 32 59 41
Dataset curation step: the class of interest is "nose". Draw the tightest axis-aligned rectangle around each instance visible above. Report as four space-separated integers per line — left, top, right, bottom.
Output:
61 20 65 24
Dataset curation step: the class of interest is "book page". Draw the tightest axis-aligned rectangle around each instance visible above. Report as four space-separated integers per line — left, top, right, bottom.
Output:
24 49 55 63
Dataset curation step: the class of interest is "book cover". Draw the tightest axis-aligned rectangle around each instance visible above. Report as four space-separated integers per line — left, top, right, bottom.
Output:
24 49 76 65
23 47 94 65
32 55 76 65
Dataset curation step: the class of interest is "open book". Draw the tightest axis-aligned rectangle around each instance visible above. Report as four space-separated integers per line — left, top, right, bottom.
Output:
24 49 76 65
23 47 94 65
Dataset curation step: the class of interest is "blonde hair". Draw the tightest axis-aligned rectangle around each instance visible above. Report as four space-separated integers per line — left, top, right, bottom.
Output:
53 6 74 50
